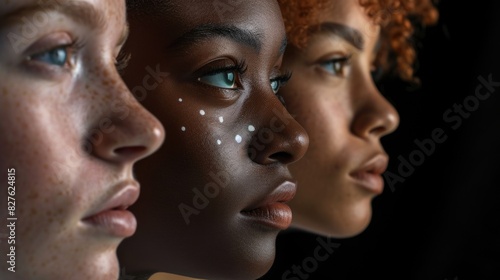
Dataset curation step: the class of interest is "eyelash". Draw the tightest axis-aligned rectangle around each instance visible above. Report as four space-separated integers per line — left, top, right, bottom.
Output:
202 59 248 78
196 59 247 91
270 70 292 93
115 51 132 73
196 59 291 100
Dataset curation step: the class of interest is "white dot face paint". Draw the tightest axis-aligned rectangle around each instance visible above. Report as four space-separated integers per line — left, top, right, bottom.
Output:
217 140 222 145
200 110 206 116
235 135 242 143
248 125 255 132
219 116 224 123
181 127 186 132
179 98 183 102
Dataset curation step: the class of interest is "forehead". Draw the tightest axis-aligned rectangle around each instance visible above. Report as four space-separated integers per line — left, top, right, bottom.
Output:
144 0 284 39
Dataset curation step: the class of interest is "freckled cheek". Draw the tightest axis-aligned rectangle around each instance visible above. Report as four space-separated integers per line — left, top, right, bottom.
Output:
0 109 83 237
16 178 81 245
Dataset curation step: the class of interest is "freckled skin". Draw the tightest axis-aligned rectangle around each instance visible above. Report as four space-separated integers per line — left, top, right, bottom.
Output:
117 1 309 279
0 1 164 279
280 0 400 237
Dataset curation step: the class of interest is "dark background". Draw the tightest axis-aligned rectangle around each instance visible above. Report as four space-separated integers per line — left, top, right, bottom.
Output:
261 0 500 279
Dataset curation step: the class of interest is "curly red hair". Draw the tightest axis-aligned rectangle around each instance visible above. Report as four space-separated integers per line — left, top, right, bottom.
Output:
277 0 439 82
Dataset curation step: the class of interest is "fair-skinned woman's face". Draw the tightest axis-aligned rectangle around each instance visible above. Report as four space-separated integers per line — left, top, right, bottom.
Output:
0 0 164 279
281 0 400 237
117 1 308 279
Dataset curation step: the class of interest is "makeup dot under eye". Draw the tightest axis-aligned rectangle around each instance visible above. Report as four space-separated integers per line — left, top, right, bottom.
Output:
235 135 242 143
217 140 222 145
248 125 255 132
200 110 206 116
179 98 183 102
219 117 224 123
181 126 186 132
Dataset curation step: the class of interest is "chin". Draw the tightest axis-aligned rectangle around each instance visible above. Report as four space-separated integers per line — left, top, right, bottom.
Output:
293 202 373 238
85 250 120 280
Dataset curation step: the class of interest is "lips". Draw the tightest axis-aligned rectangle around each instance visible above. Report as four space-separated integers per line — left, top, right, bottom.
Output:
82 182 140 238
350 154 388 194
241 181 296 230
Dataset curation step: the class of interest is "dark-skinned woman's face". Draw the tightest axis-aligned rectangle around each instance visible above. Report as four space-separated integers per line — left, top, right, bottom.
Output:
117 1 309 279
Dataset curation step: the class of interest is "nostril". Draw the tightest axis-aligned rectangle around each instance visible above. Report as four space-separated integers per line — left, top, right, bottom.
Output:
114 146 147 157
269 152 293 164
371 126 387 136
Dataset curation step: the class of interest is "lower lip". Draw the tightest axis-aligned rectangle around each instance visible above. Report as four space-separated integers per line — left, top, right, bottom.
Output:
241 203 292 230
351 172 384 194
83 210 137 237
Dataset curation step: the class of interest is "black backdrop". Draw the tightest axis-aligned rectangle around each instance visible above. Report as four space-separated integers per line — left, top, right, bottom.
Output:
261 0 500 279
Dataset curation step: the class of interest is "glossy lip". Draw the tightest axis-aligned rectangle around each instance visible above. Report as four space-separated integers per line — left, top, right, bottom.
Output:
241 181 297 230
82 181 140 238
349 154 388 195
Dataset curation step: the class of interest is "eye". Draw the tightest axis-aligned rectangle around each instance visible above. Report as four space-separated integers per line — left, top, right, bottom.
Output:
198 71 237 89
29 46 72 67
270 71 292 94
270 79 280 94
320 56 352 76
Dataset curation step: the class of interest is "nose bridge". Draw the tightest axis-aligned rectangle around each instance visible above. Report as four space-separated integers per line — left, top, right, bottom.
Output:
351 77 400 139
85 63 165 164
248 93 309 166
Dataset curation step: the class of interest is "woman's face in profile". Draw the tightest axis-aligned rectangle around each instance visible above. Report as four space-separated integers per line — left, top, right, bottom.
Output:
0 0 164 279
117 0 308 279
280 0 400 237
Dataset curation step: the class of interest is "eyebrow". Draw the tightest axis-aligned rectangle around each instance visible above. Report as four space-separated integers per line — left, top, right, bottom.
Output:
316 22 365 50
168 24 263 52
1 0 106 31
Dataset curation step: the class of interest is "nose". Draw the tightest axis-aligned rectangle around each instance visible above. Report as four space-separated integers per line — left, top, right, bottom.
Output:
351 81 400 139
249 97 309 166
88 69 165 165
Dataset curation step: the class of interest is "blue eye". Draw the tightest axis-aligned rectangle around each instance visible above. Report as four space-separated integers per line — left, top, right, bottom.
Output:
270 72 292 95
198 71 237 89
320 56 351 76
31 46 69 66
270 80 280 94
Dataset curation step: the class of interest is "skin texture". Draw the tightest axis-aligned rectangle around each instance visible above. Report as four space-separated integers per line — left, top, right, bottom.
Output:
117 1 309 279
0 0 164 279
280 0 400 237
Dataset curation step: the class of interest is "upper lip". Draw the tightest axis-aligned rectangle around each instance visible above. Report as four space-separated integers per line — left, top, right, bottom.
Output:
350 154 389 177
242 181 297 212
83 180 140 220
